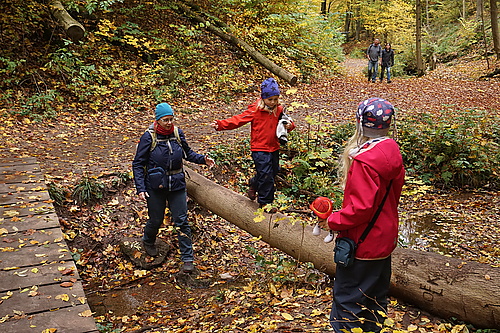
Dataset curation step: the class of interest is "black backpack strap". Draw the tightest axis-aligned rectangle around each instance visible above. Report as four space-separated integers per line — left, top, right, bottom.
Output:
358 179 393 245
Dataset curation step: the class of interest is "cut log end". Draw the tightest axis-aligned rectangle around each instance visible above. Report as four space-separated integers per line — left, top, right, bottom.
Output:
67 25 85 42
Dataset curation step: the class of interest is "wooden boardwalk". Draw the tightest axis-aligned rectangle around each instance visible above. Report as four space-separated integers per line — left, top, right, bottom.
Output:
0 155 98 333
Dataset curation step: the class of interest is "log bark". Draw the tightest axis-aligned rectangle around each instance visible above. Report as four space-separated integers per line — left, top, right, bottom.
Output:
49 0 85 42
177 3 298 86
185 166 500 328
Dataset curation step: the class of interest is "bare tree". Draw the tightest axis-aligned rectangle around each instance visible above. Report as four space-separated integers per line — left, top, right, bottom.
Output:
491 0 500 59
416 0 425 76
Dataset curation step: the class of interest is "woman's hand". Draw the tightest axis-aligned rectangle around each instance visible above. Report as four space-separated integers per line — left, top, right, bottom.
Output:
205 156 215 168
138 192 149 201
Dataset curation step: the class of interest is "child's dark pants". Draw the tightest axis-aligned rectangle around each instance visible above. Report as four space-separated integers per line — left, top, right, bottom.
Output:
250 151 279 205
330 256 391 332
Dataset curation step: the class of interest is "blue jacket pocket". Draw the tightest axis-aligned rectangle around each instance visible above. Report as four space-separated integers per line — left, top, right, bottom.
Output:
147 166 166 189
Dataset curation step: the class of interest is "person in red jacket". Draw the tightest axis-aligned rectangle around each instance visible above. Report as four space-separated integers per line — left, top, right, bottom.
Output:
318 97 405 332
211 78 295 213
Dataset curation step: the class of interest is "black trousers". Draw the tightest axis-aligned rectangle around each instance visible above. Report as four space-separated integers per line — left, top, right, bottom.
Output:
330 256 391 332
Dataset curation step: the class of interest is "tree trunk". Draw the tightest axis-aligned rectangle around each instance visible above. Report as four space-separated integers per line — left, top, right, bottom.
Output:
177 3 298 86
490 0 500 59
49 0 85 42
416 0 425 76
477 0 484 21
185 166 500 328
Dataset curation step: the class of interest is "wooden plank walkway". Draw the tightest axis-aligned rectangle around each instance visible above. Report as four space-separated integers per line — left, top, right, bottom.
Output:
0 155 99 333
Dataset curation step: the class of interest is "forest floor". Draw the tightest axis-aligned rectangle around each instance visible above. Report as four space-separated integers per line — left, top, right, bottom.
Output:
1 58 499 332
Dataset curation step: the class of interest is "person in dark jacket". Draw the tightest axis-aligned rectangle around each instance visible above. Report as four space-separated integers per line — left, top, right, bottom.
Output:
132 103 214 273
380 43 395 83
366 38 382 82
318 98 405 332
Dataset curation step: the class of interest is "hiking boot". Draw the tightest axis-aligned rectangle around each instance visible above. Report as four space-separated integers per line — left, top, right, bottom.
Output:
247 186 257 201
312 223 322 236
143 241 158 257
324 230 335 243
182 261 195 273
387 80 392 83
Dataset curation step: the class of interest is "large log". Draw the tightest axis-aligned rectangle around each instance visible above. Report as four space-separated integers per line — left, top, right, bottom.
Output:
177 4 298 86
185 166 500 328
49 0 85 42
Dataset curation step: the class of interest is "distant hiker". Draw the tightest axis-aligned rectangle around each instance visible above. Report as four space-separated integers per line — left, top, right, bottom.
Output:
317 98 405 332
380 43 395 83
211 78 295 214
366 38 382 83
132 103 215 273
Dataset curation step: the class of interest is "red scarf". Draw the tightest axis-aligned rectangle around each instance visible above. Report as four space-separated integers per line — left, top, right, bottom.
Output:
154 121 174 136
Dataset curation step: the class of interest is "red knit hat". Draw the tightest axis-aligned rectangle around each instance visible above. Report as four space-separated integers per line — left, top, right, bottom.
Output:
309 197 333 219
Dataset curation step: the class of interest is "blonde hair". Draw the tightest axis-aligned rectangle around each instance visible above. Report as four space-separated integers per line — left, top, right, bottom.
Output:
338 123 378 189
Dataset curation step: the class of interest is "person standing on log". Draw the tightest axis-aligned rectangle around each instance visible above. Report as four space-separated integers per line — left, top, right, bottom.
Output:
366 38 382 83
318 97 405 332
211 78 295 213
380 43 395 83
132 103 215 273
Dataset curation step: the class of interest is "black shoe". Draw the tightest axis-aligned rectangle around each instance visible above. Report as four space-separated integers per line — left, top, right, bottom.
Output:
371 80 376 83
387 80 391 83
182 262 195 273
143 241 157 257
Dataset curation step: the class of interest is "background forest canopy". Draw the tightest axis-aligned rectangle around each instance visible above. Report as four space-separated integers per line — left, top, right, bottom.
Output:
1 0 499 119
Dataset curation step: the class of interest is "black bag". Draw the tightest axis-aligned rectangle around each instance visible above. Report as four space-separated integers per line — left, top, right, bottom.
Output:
147 166 166 189
334 237 357 268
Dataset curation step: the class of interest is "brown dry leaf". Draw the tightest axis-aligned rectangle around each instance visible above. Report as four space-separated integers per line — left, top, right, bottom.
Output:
60 282 74 288
78 309 93 317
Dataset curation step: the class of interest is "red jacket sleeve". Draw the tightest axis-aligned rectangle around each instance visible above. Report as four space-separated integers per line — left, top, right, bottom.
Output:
216 106 256 131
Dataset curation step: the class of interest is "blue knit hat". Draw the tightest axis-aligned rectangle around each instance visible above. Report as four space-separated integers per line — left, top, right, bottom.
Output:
261 78 280 99
155 103 174 120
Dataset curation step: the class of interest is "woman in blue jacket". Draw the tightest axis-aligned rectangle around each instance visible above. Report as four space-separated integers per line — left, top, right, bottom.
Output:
132 103 214 273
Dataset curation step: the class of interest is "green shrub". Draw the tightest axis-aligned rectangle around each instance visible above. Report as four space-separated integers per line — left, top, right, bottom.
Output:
48 182 69 206
72 176 106 205
397 108 500 188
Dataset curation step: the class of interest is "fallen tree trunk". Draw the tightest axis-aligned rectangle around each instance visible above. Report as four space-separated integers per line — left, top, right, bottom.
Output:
49 0 85 42
177 3 298 86
185 166 500 328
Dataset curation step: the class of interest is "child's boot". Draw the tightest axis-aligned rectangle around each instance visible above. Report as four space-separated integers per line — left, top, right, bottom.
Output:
312 223 321 236
324 230 335 243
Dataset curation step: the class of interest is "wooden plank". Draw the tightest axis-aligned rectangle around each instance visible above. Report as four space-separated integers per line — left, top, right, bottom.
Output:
0 281 88 317
0 182 48 194
0 239 72 270
0 157 38 167
0 304 99 333
0 260 78 291
1 201 55 217
1 213 60 232
0 173 45 185
0 163 42 174
0 190 51 205
1 227 65 249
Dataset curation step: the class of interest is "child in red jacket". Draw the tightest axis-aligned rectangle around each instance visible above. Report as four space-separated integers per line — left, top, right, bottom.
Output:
211 78 295 213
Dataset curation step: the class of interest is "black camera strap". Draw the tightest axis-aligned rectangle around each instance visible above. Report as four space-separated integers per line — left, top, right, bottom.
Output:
357 179 394 246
